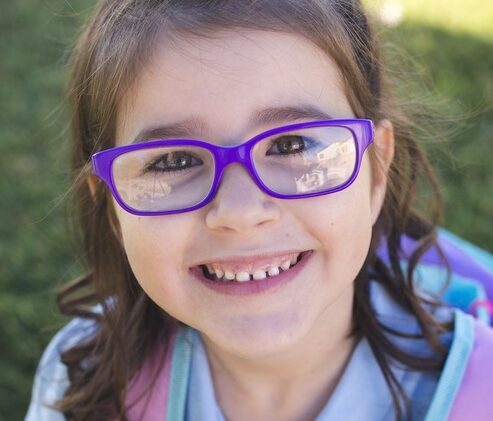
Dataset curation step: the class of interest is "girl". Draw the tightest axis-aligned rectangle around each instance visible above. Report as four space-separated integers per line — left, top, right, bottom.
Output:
26 1 493 420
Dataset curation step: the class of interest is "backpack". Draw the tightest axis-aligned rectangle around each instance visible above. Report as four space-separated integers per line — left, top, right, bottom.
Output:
396 228 493 420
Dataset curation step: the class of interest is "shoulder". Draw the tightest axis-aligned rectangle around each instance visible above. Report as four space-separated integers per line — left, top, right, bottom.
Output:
25 316 100 421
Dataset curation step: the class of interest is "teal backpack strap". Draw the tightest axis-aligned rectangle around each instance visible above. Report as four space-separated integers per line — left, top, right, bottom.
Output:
166 326 195 421
424 310 475 421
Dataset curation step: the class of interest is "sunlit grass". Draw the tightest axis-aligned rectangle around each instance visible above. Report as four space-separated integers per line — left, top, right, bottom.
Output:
366 0 493 39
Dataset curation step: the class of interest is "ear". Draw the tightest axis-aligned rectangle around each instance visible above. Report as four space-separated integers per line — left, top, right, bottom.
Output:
87 174 98 198
370 119 395 225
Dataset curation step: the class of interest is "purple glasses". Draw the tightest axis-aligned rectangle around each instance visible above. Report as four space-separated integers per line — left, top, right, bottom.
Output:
91 119 374 216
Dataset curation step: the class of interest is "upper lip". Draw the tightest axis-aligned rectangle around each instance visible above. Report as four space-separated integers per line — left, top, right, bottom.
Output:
190 249 310 268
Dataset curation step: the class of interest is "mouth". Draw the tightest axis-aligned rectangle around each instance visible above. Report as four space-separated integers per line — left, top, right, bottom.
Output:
190 250 313 296
197 250 310 283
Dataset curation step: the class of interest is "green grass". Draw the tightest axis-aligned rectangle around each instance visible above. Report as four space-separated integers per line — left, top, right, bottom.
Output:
2 1 492 419
388 24 493 249
365 0 493 251
1 1 90 417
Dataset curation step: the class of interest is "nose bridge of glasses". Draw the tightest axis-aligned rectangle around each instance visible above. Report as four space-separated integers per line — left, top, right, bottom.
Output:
217 142 251 171
212 142 261 195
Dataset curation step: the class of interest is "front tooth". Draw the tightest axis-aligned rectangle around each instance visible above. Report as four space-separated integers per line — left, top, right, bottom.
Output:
280 260 291 271
268 266 280 277
253 270 267 280
236 272 250 282
224 271 235 281
215 268 224 279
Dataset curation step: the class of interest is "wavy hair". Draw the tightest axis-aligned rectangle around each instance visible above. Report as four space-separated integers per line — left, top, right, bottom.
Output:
55 1 452 419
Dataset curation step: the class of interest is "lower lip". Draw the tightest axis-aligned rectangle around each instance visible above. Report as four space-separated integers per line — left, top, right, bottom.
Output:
189 251 313 297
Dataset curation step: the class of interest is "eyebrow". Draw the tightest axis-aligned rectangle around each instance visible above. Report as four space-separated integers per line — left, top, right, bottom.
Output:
131 104 334 144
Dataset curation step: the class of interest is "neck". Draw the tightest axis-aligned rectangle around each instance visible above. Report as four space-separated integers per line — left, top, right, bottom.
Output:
201 286 357 421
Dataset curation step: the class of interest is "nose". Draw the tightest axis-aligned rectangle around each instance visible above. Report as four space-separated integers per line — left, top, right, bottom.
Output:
205 164 281 233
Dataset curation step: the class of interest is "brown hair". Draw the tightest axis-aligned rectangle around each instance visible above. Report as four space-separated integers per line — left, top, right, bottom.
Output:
55 1 452 419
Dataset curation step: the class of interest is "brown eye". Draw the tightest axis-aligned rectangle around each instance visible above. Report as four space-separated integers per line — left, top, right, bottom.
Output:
145 152 202 173
267 135 306 155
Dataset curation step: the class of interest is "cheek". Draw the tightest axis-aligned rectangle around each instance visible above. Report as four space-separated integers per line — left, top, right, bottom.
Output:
297 157 374 276
116 210 194 313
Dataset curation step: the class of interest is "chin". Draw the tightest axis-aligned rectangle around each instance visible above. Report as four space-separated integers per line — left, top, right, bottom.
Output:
203 310 307 358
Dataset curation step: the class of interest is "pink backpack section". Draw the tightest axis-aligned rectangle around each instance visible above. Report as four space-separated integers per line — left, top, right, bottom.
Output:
448 319 493 420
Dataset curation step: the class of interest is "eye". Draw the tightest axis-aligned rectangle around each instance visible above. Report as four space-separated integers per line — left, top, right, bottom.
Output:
266 135 311 156
144 151 202 173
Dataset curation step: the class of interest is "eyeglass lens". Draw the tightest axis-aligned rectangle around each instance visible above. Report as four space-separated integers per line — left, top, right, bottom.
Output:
111 126 357 212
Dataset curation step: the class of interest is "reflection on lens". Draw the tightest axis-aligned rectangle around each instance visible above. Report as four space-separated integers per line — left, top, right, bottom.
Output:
112 145 215 212
253 126 356 195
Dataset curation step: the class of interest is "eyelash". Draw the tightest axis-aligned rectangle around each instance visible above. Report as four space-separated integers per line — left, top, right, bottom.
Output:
266 135 319 157
142 152 202 174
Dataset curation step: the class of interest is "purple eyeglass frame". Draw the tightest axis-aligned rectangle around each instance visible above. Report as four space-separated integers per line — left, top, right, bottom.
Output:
92 119 374 216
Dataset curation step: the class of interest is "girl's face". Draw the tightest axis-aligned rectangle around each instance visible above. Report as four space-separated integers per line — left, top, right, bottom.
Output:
114 31 391 358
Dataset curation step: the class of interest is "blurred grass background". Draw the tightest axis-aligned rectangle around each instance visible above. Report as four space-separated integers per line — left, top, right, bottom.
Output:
1 0 492 418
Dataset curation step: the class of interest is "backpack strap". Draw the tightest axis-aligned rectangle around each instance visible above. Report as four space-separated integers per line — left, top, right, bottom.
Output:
424 310 474 421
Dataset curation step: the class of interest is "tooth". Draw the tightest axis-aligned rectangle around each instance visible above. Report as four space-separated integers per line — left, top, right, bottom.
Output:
224 271 235 281
236 272 250 282
268 266 280 277
281 260 291 271
253 270 267 280
215 268 224 279
290 254 300 265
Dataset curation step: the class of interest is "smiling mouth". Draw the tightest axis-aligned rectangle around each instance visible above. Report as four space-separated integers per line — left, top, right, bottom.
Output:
199 251 309 282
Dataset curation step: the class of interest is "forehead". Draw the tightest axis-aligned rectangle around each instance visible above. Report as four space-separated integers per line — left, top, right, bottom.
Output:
117 30 354 145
